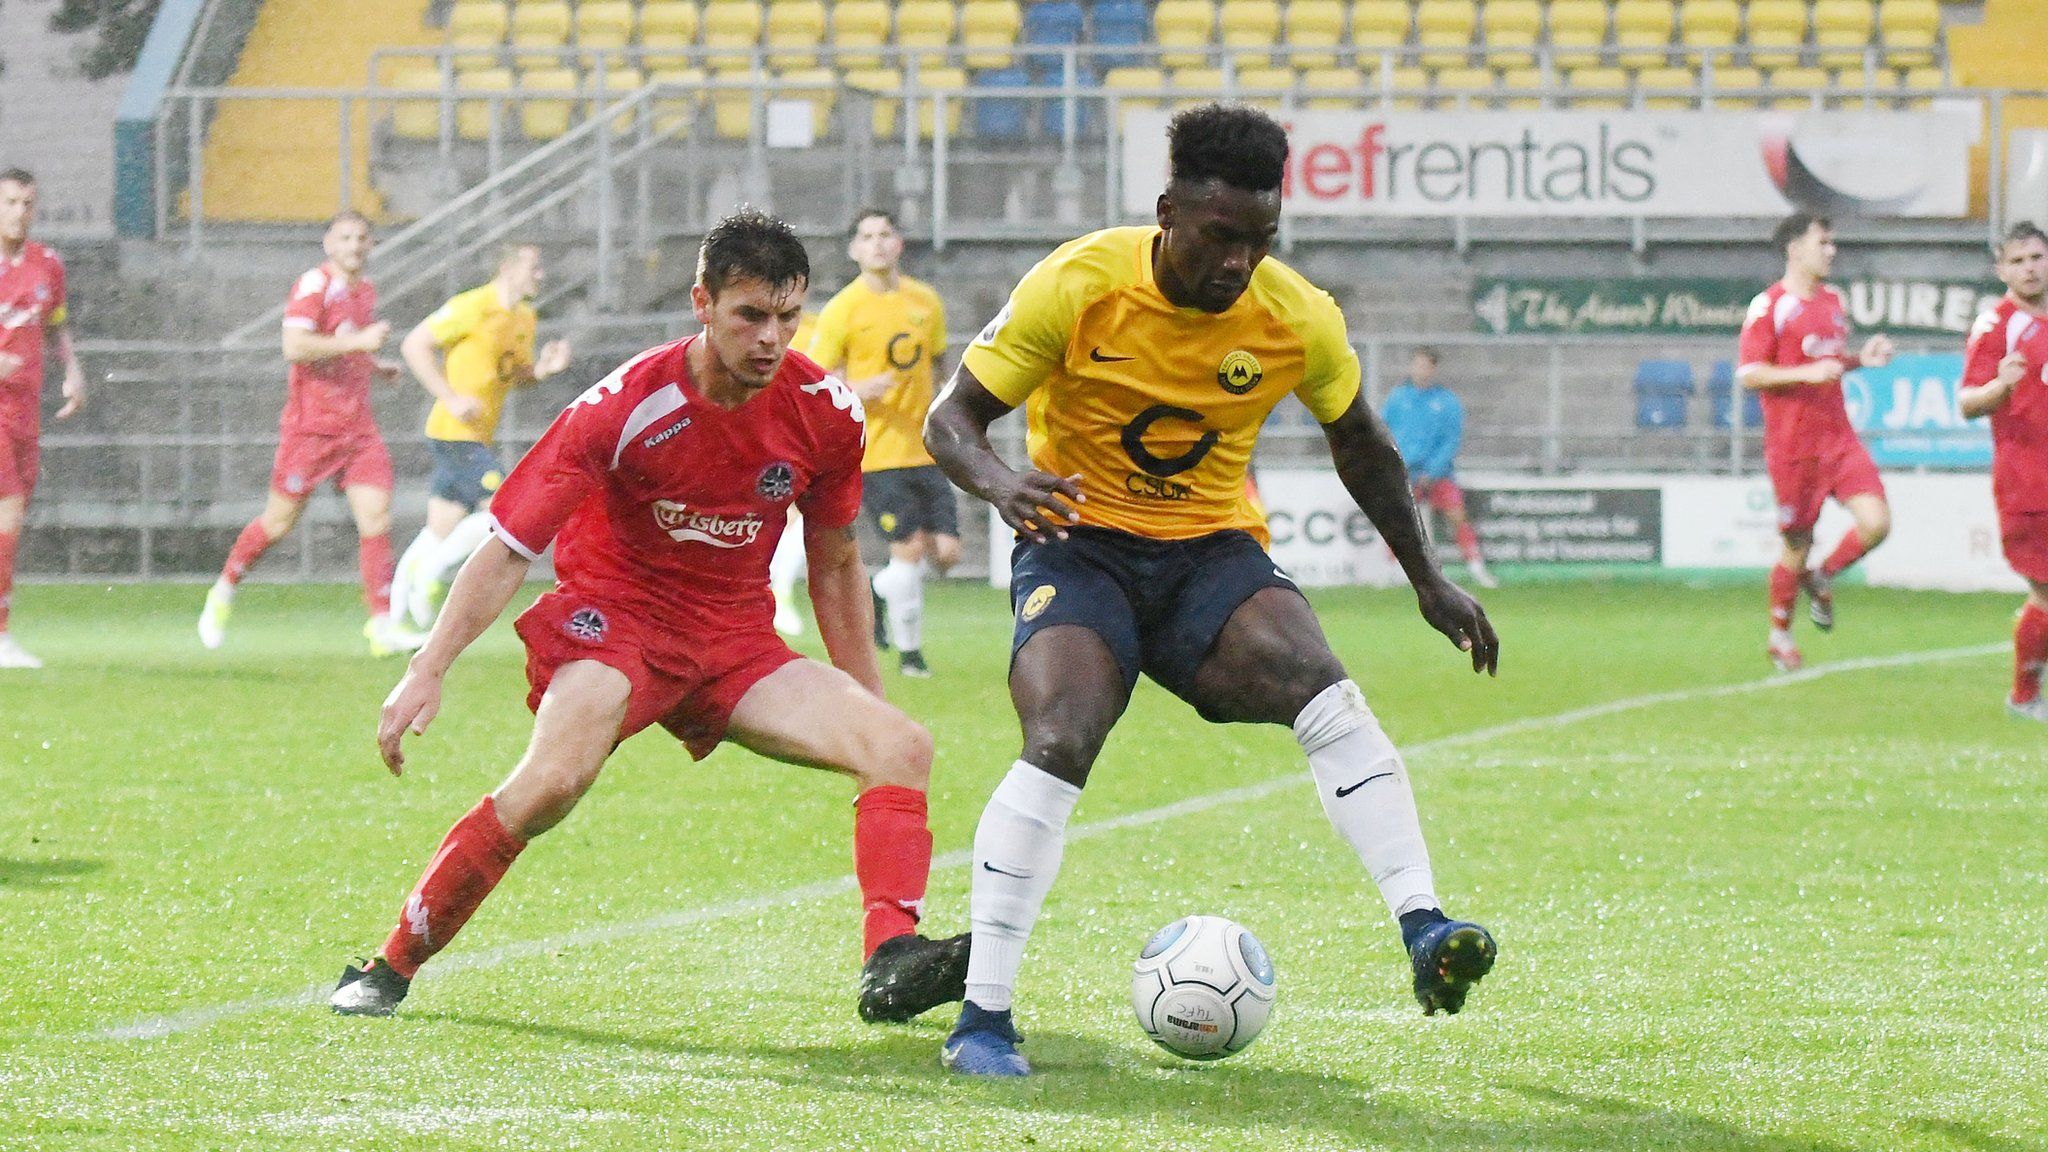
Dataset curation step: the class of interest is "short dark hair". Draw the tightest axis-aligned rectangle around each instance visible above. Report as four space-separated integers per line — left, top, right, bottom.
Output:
1412 345 1440 365
327 209 372 231
697 206 810 298
0 167 35 188
848 207 897 239
1996 220 2048 259
1772 212 1829 252
1167 103 1289 195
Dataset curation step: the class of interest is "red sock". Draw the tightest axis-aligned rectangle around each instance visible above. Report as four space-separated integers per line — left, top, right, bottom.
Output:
222 519 273 586
1769 563 1800 629
853 785 932 959
0 530 17 633
2015 603 2048 704
1455 522 1482 564
1821 532 1872 578
380 795 526 979
359 533 394 617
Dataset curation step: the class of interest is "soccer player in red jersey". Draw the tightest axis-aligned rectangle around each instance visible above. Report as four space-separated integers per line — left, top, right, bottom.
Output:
331 210 968 1022
196 211 422 656
0 168 87 670
1738 213 1896 672
1959 222 2048 720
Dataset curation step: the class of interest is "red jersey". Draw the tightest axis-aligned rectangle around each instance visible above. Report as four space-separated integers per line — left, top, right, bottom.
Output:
281 264 380 437
1738 281 1858 459
1964 295 2048 515
490 337 866 638
0 240 68 424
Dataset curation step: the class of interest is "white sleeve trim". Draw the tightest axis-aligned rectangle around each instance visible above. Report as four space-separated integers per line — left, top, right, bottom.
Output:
489 514 542 561
281 317 318 330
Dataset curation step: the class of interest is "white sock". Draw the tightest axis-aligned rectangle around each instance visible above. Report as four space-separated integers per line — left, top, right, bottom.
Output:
395 527 437 589
1296 680 1440 920
964 761 1082 1012
1770 626 1795 647
426 512 494 583
873 558 924 652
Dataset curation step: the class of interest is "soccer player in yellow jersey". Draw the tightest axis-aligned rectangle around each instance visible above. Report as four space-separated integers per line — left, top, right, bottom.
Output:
394 243 571 626
807 209 954 677
925 105 1502 1077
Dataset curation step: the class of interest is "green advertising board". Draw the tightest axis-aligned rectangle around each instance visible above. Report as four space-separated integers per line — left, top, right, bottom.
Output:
1472 278 2004 339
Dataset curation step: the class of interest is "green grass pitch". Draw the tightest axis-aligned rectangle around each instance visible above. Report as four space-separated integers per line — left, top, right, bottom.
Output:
1 579 2042 1150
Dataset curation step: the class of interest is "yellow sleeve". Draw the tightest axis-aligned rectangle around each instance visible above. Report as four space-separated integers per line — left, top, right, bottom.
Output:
928 291 948 359
806 289 853 370
426 287 488 347
961 246 1091 407
1292 290 1363 423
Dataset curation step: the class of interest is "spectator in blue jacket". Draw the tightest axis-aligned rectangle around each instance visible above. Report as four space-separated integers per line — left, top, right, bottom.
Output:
1382 347 1495 587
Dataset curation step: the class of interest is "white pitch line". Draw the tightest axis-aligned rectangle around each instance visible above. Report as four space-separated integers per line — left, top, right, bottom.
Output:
86 640 2001 1043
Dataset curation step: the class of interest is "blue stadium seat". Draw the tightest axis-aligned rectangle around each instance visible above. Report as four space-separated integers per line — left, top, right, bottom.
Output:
974 68 1032 139
1022 1 1086 80
1634 358 1695 430
1092 0 1151 69
1707 359 1763 428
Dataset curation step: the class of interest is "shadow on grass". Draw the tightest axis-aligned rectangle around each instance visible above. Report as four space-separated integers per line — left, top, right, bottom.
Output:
1900 1118 2043 1152
0 858 102 888
427 1013 1865 1152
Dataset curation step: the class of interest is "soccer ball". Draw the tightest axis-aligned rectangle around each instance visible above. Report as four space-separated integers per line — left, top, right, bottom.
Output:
1130 915 1277 1060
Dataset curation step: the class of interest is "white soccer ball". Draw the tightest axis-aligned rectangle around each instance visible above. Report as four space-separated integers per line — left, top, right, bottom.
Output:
1130 914 1277 1060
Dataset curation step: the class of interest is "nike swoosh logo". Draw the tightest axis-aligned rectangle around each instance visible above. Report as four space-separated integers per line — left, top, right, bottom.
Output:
981 862 1033 879
1090 348 1135 363
1334 772 1394 798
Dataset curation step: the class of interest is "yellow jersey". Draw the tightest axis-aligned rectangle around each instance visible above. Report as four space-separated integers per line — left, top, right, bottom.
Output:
421 284 537 444
961 226 1361 544
806 274 947 472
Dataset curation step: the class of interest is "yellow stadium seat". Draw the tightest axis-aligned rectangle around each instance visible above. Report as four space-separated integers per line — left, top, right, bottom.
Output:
1382 64 1429 108
1746 0 1807 64
588 65 646 134
1480 0 1540 68
1498 65 1543 108
1349 1 1410 56
649 65 703 135
1235 65 1297 110
456 66 515 140
909 66 966 137
1546 0 1608 54
1677 0 1739 50
1219 0 1280 63
1414 0 1477 68
1704 63 1763 106
1298 66 1364 108
576 1 636 51
1636 64 1695 107
1170 66 1227 110
830 0 891 65
1565 65 1629 108
1286 0 1345 69
895 0 956 69
960 0 1021 68
1878 0 1938 67
639 1 700 51
775 67 838 136
1435 65 1496 108
845 68 900 136
1765 65 1830 106
1612 0 1674 68
387 65 447 141
518 67 578 139
702 0 764 70
1155 0 1217 68
710 82 755 137
765 0 827 68
1813 0 1874 69
449 1 509 68
509 0 571 68
1105 66 1167 109
1899 63 1943 106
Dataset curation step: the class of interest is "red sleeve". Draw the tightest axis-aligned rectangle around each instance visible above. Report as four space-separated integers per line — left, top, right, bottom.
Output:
1962 308 2007 389
1737 290 1778 369
795 373 868 530
489 379 623 558
283 269 326 330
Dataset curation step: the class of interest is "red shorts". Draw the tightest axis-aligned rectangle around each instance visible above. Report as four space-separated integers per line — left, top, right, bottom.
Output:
1766 440 1885 535
0 426 37 500
514 590 804 759
270 428 393 498
2002 510 2048 585
1413 478 1466 515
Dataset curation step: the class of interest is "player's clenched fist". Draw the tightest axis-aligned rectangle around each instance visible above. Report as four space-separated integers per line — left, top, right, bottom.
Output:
377 667 444 774
993 471 1085 544
1998 350 2031 389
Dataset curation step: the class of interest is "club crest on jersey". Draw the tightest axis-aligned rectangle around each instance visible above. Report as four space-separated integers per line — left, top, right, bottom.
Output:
652 499 764 548
566 607 608 642
1218 350 1263 395
758 462 795 501
1020 584 1057 621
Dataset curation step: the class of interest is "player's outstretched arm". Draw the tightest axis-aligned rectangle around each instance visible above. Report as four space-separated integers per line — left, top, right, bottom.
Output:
378 537 532 774
1322 396 1499 676
804 518 886 697
284 319 389 364
399 320 481 422
924 366 1083 544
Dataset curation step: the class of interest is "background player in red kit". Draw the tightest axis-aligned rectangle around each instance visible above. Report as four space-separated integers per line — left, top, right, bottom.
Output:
197 211 422 656
332 210 968 1023
1738 213 1896 672
1959 222 2048 720
0 168 87 670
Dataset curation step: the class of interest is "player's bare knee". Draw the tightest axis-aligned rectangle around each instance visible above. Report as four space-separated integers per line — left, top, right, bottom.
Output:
932 536 962 571
1020 724 1104 786
356 508 392 538
860 716 933 790
0 500 23 535
1860 511 1892 545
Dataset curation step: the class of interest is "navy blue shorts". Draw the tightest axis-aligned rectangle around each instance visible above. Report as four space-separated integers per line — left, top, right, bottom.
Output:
864 464 960 542
429 438 505 509
1008 525 1302 705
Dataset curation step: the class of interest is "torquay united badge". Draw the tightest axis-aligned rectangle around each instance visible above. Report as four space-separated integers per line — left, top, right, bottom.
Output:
758 462 795 501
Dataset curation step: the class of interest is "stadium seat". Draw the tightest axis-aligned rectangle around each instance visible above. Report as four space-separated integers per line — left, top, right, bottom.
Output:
1899 64 1943 106
518 66 579 138
1704 63 1763 106
776 67 838 136
1350 1 1411 56
1170 66 1227 110
1878 0 1939 68
912 67 968 137
845 67 902 136
1565 65 1629 108
1302 66 1367 109
1546 0 1608 54
590 64 647 133
1612 0 1675 69
1105 65 1167 127
649 65 705 135
710 79 755 137
1433 65 1495 107
1708 361 1762 428
1236 65 1297 110
1813 0 1874 69
973 67 1030 138
455 66 515 140
1677 0 1739 51
576 1 636 52
1415 0 1478 69
1481 0 1541 69
895 0 957 68
1636 64 1695 107
509 0 572 69
701 0 765 70
1832 64 1889 96
1155 0 1217 68
1745 0 1807 59
387 65 448 141
1285 0 1346 69
449 1 510 66
1765 64 1830 106
638 2 701 51
1498 64 1544 108
1382 64 1430 108
765 0 827 68
830 0 892 64
1021 0 1085 79
1219 0 1281 64
961 0 1023 69
1633 360 1694 430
